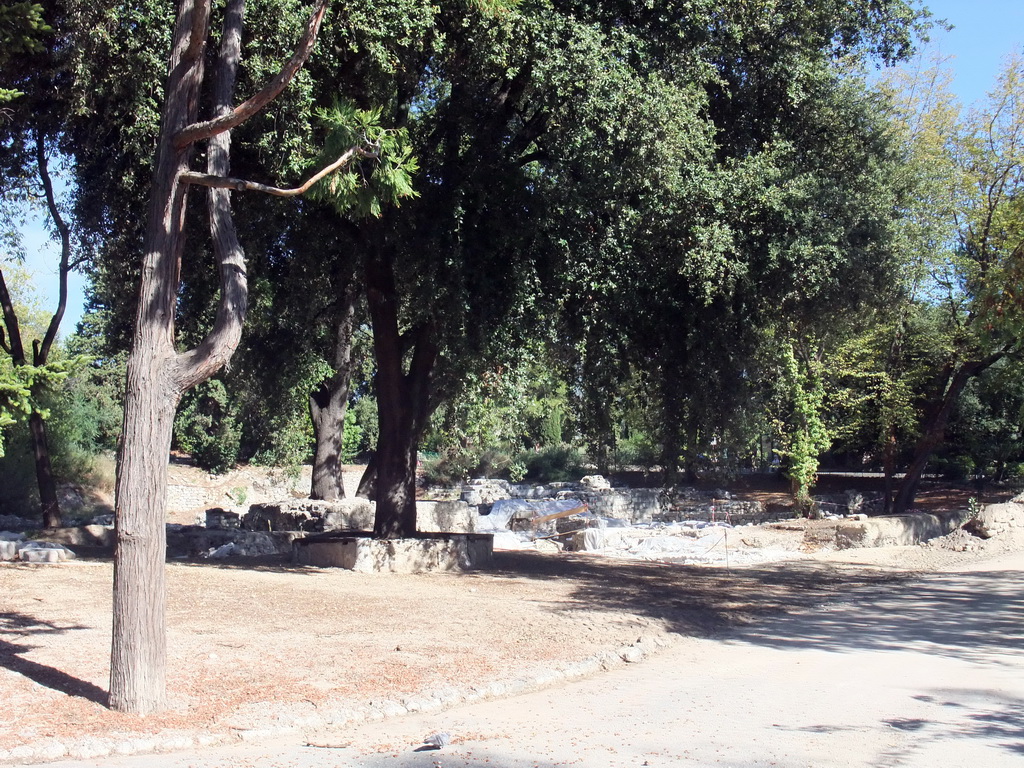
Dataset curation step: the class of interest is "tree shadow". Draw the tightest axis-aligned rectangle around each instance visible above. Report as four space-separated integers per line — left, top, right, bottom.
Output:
720 566 1024 665
872 690 1024 765
0 611 108 705
488 551 910 637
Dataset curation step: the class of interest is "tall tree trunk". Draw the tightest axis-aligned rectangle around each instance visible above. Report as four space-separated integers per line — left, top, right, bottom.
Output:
309 282 358 500
892 354 1003 514
109 0 335 714
365 252 437 539
28 412 61 528
110 0 214 715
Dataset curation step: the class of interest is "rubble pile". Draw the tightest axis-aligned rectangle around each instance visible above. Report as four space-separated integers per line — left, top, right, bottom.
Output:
0 533 76 563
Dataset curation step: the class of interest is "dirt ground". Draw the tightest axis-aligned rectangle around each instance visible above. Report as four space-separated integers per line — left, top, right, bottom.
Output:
3 508 1024 764
2 465 1022 763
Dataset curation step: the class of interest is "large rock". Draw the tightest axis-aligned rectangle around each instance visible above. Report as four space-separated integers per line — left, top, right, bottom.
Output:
243 498 375 532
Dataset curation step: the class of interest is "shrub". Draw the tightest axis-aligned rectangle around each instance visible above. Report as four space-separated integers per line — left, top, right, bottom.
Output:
174 379 241 474
518 444 587 482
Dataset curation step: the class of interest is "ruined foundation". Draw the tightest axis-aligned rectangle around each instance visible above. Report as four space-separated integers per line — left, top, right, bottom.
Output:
292 532 494 573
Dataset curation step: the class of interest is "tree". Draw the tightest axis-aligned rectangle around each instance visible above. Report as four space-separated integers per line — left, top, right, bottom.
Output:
551 2 926 485
108 0 376 714
1 0 82 527
884 53 1024 512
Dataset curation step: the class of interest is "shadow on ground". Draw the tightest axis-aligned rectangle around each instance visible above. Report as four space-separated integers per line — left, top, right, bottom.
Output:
0 611 108 704
490 551 909 636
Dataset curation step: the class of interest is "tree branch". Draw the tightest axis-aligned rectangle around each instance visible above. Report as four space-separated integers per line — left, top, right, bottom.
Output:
179 145 373 197
176 0 248 391
172 0 329 149
34 130 73 366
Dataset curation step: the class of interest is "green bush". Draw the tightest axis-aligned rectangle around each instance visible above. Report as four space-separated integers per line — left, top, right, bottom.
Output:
517 444 587 482
174 379 241 474
341 407 363 463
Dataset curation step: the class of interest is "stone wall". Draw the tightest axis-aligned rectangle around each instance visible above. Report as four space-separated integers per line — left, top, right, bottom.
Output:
573 489 665 522
243 498 375 533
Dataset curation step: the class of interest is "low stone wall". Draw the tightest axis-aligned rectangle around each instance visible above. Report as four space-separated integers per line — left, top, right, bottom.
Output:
834 510 970 549
166 527 301 557
654 499 775 526
575 489 664 522
243 498 375 533
293 533 494 573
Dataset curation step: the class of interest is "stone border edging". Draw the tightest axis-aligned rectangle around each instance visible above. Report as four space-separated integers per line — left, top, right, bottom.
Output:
0 632 673 765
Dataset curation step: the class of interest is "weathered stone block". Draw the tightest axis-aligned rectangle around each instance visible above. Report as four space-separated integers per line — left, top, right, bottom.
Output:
206 508 240 529
17 542 76 562
293 533 493 573
415 500 477 533
835 511 967 549
978 502 1024 532
243 498 375 532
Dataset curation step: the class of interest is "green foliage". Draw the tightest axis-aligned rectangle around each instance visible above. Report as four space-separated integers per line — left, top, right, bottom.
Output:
341 406 362 463
518 444 587 483
944 360 1024 483
773 341 832 509
0 1 50 102
308 103 419 218
349 395 378 457
173 379 241 474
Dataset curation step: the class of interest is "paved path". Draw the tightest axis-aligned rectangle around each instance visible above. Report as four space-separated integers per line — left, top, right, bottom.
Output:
46 552 1024 768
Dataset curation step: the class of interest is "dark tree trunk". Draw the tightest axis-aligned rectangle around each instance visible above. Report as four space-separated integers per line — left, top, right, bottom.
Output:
882 429 896 515
892 354 1003 514
356 451 377 499
365 252 437 539
29 412 61 528
309 282 358 500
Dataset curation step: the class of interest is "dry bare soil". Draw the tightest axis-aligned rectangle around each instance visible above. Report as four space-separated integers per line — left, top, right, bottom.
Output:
1 468 1022 763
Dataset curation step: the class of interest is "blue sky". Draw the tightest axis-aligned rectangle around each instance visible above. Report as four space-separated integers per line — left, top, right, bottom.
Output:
15 0 1024 337
920 0 1024 106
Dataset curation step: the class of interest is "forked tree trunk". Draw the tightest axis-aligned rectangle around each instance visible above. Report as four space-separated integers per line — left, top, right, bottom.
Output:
110 0 215 715
111 0 333 714
309 282 358 500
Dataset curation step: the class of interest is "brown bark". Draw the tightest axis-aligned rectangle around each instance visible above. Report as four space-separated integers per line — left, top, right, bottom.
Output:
356 452 377 499
110 0 340 714
309 283 358 501
892 353 1004 514
110 0 214 716
365 252 437 539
